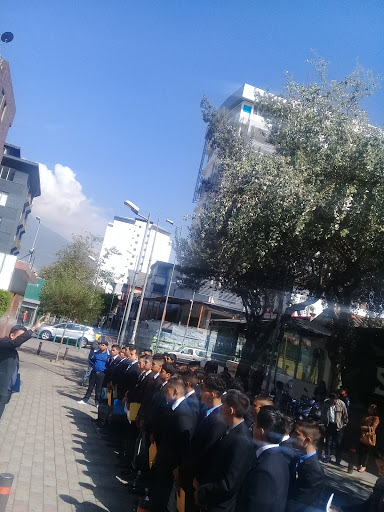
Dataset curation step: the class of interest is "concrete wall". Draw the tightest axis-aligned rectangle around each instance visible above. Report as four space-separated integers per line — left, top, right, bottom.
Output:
0 252 16 290
0 60 16 155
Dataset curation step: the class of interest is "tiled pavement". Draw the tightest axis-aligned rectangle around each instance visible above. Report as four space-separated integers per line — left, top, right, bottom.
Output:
0 338 137 512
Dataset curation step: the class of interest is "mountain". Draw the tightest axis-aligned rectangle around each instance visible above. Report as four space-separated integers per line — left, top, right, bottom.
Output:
19 218 69 271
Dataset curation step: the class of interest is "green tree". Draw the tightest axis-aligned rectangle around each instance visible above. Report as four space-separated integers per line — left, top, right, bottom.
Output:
0 290 11 318
180 59 384 384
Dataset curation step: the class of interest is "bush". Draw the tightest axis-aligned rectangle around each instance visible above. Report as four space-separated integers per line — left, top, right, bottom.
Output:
0 289 12 317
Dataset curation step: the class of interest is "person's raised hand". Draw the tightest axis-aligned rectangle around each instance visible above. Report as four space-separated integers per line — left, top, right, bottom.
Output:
33 315 47 331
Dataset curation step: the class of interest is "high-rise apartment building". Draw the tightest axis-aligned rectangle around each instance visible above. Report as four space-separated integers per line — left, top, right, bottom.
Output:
100 216 172 291
0 143 41 255
194 83 274 207
0 59 16 156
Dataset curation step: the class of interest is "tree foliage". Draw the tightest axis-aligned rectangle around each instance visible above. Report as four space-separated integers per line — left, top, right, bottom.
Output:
40 233 104 324
0 289 11 318
179 58 384 375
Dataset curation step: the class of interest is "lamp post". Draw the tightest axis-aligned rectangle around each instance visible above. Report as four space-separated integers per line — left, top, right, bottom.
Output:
130 218 159 343
28 216 41 267
118 200 151 345
154 220 182 352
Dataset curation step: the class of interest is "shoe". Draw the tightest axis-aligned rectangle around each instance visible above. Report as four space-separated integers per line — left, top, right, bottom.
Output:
77 400 88 404
358 466 366 473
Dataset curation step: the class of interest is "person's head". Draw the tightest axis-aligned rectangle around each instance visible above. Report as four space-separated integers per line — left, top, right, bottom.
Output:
165 376 186 403
100 341 108 353
254 406 286 444
375 451 384 477
284 415 294 436
181 370 198 392
223 367 229 373
221 389 250 425
111 344 120 357
368 403 378 416
144 356 153 372
276 380 284 391
151 356 165 374
201 375 227 406
291 420 323 452
251 394 274 420
329 392 338 405
339 387 347 396
188 361 201 371
138 355 146 370
127 346 138 361
9 325 27 339
144 349 153 356
226 378 244 393
160 363 176 382
165 353 177 364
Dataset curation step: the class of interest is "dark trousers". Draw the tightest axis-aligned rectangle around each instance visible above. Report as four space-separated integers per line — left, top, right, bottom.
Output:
358 442 371 468
0 391 11 419
84 371 104 404
150 467 174 512
325 423 344 462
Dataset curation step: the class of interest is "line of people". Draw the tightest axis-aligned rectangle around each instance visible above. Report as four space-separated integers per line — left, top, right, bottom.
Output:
77 342 330 512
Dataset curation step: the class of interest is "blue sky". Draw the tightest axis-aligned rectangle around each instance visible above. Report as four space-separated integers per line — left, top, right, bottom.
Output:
2 0 384 239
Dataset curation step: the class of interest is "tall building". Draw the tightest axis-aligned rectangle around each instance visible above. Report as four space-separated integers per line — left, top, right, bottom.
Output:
0 143 41 255
100 216 172 290
193 83 274 207
0 59 16 156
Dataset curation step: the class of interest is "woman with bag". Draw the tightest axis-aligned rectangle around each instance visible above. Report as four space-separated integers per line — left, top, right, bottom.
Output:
357 404 380 473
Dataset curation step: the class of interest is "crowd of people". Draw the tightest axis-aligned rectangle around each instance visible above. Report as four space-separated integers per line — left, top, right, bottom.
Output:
76 341 332 512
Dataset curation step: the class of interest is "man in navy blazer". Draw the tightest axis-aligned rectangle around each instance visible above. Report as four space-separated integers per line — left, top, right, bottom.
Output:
236 406 289 512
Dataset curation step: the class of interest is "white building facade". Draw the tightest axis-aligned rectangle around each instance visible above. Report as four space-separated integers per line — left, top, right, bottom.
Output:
100 216 172 291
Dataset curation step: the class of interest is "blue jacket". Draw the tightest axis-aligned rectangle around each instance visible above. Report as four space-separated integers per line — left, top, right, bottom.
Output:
89 350 110 373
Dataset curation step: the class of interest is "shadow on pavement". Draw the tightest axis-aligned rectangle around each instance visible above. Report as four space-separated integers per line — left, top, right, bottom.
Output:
60 494 110 511
62 405 138 512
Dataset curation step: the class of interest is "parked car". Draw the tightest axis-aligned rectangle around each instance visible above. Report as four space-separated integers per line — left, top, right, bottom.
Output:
36 323 97 347
170 347 208 364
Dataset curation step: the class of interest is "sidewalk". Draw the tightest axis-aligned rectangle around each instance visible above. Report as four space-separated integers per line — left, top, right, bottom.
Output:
0 338 136 512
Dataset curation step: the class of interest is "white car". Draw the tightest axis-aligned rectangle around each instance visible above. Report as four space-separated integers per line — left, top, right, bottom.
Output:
170 347 208 364
36 323 97 347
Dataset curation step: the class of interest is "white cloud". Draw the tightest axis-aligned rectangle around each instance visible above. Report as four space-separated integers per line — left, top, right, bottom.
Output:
33 163 107 240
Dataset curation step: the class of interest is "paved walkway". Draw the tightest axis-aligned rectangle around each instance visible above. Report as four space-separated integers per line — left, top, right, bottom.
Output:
0 338 136 512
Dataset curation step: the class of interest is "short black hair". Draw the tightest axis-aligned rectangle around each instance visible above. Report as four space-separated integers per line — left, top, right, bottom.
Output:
161 363 176 376
203 374 227 397
181 370 198 389
126 344 136 350
226 378 244 393
329 393 337 400
167 353 177 362
256 406 286 444
222 389 250 418
168 376 186 393
9 325 27 336
296 420 323 446
111 344 120 351
144 348 153 355
254 394 274 405
188 360 201 368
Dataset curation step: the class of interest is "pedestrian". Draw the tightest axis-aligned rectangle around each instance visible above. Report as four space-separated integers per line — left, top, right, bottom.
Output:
181 369 200 419
339 387 351 411
286 420 325 512
321 392 348 465
77 340 110 406
194 389 252 512
0 316 46 419
150 376 196 512
357 404 380 473
236 405 289 512
79 339 101 385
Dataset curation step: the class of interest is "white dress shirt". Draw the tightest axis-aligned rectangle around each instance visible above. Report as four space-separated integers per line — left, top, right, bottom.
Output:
185 390 195 399
256 443 280 458
172 396 186 411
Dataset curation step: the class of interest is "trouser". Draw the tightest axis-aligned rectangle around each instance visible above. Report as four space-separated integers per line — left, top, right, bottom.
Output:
326 423 344 462
84 371 104 404
81 364 93 383
358 442 371 467
0 391 11 420
150 467 174 512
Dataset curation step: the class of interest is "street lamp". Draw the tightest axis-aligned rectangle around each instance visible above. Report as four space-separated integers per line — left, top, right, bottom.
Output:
118 200 151 345
154 219 182 352
28 216 41 267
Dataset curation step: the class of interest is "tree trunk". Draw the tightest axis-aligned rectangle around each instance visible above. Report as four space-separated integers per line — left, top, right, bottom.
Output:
55 319 69 362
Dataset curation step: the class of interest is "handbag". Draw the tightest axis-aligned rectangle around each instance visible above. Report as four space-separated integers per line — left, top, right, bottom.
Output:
360 426 376 446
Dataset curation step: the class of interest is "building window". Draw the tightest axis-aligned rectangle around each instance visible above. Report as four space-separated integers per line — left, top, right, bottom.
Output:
0 192 8 206
243 104 252 114
0 166 15 181
0 89 5 111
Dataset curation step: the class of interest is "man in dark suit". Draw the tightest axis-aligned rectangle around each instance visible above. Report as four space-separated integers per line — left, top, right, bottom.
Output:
181 369 200 420
180 374 227 512
102 344 122 387
195 389 253 512
286 420 325 512
150 376 196 512
0 317 46 419
236 406 289 512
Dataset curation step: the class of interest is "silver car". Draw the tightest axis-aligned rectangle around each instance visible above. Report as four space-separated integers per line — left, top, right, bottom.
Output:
37 323 97 347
